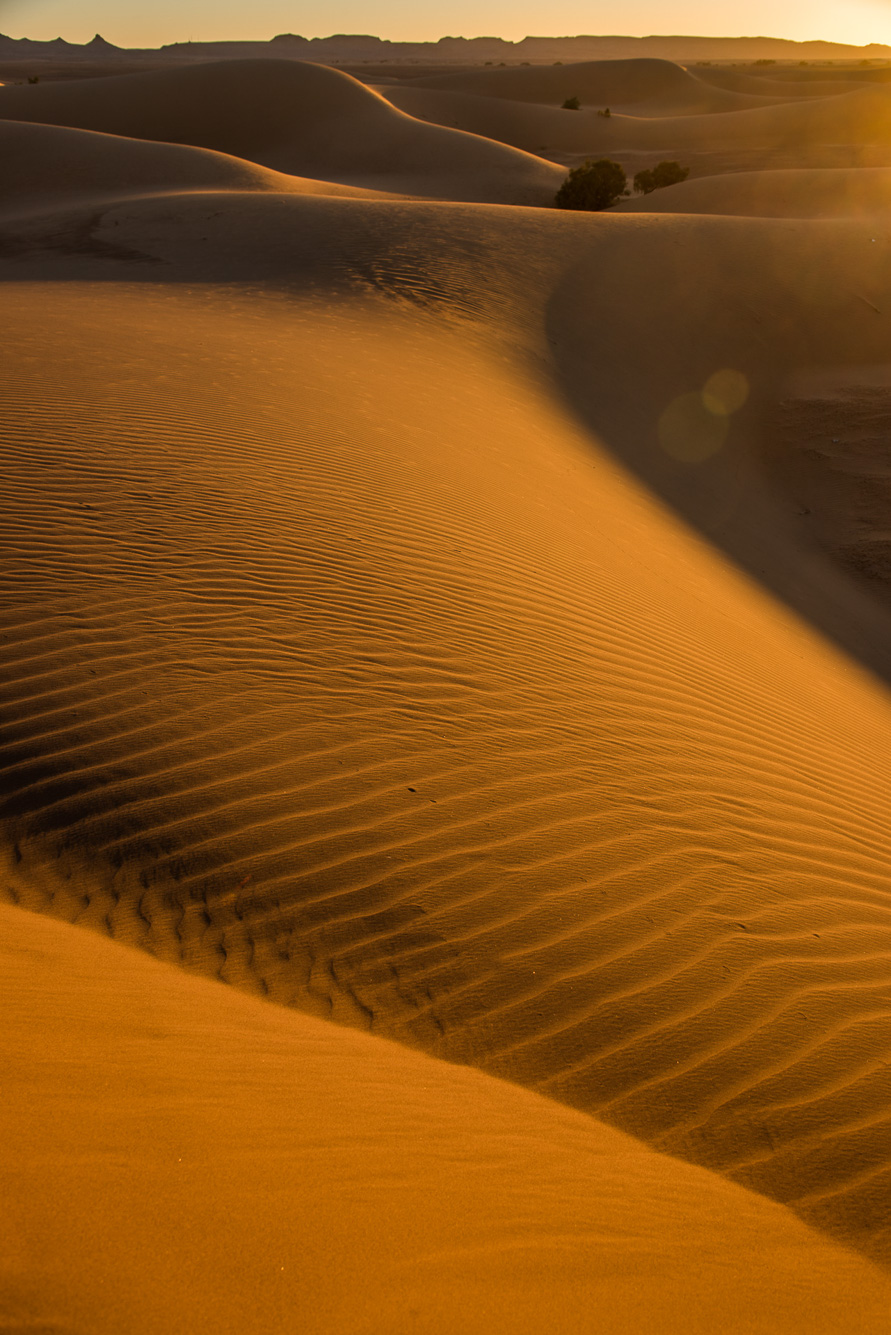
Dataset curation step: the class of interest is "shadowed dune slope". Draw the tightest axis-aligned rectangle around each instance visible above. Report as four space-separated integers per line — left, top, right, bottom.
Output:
5 902 891 1335
4 182 891 1271
0 119 394 211
0 59 564 204
616 166 891 217
381 80 891 162
404 58 773 115
691 67 862 98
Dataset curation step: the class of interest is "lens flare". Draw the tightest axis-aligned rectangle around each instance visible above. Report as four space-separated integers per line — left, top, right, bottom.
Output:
703 369 749 416
658 391 730 462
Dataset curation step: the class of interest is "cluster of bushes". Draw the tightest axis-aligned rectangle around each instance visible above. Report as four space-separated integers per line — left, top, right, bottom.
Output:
555 159 690 211
633 161 689 195
560 98 611 115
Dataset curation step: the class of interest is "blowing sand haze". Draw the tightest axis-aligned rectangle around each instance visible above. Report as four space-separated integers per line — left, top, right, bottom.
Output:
3 27 891 1332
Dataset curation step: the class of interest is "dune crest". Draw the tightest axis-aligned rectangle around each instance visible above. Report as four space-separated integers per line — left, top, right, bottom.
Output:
0 59 564 203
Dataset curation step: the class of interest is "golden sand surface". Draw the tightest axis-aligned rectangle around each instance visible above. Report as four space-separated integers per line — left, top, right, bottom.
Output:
4 900 891 1334
3 53 891 1329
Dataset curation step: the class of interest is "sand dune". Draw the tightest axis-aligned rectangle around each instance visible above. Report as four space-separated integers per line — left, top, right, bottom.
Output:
0 118 394 213
617 166 891 216
404 57 774 115
6 901 891 1333
5 51 891 1311
0 60 565 204
381 75 891 174
692 66 863 98
3 190 891 1268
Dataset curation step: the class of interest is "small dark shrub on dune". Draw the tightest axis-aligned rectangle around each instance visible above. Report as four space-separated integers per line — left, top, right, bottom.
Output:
561 95 581 110
633 161 690 195
555 159 627 211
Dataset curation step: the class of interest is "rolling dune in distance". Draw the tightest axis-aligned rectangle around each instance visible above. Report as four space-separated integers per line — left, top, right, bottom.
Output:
0 60 564 203
4 45 891 1328
615 165 891 215
0 119 399 211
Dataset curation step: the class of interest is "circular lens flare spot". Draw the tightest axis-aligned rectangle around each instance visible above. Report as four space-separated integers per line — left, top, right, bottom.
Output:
659 391 729 462
703 369 749 416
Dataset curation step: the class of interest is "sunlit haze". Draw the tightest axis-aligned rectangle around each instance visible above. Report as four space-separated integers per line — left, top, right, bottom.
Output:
4 0 891 47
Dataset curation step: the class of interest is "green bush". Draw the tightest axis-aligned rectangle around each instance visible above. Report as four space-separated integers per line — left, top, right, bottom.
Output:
561 95 581 110
633 161 690 195
555 159 627 211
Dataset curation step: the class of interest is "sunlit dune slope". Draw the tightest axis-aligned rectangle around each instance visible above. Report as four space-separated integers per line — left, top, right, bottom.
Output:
0 59 564 204
403 58 773 115
0 118 395 211
5 903 890 1335
616 166 891 217
5 175 891 1270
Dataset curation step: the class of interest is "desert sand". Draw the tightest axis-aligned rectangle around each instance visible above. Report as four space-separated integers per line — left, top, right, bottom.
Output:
4 899 891 1333
3 50 891 1329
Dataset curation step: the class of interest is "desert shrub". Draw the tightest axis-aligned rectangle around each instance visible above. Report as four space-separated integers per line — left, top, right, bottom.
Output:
754 58 776 66
555 159 627 211
597 107 611 117
27 75 39 84
562 95 581 110
633 160 690 195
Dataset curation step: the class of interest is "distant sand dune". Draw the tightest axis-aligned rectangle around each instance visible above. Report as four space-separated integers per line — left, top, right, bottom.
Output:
0 118 395 212
403 57 777 115
380 78 891 170
0 60 565 203
617 166 891 216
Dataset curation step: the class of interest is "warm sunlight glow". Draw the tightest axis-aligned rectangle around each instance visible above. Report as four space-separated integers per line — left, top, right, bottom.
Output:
3 0 891 47
5 6 891 1334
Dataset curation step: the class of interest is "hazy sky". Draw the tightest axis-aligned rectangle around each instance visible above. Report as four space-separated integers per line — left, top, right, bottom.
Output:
3 0 891 48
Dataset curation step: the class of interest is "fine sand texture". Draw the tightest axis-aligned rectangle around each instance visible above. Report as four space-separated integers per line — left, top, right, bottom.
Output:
4 52 891 1320
6 901 891 1334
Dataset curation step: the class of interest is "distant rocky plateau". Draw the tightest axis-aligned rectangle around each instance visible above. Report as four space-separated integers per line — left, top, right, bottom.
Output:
2 30 891 72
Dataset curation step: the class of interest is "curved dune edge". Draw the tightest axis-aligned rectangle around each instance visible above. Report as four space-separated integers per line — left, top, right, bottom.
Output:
379 77 891 168
401 57 777 115
2 900 890 1335
0 60 564 204
0 118 400 209
3 266 891 1271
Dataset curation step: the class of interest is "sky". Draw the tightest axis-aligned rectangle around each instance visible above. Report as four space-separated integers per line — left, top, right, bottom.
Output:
3 0 891 49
